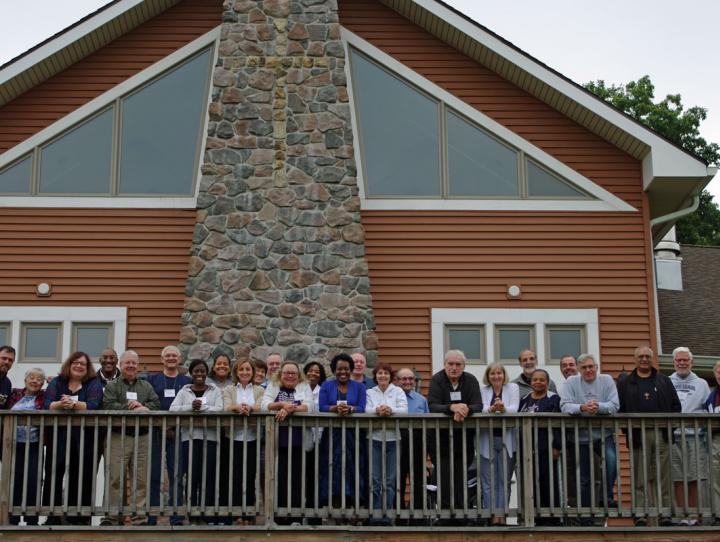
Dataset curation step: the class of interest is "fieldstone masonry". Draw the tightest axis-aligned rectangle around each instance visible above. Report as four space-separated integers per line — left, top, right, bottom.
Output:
180 0 378 367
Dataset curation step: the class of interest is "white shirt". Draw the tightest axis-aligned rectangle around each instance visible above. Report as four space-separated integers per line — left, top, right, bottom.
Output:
232 383 258 442
365 383 408 441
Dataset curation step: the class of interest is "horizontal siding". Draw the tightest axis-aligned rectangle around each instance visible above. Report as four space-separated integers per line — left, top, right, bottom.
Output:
338 0 643 209
362 211 654 383
0 208 196 370
0 0 221 153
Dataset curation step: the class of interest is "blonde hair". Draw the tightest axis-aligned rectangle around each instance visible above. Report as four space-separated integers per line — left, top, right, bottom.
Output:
483 362 508 386
271 361 306 386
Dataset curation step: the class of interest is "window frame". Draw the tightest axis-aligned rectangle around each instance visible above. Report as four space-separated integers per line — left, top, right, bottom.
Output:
495 325 536 363
444 324 485 364
71 322 115 359
0 322 10 345
544 325 587 364
343 28 637 213
0 28 219 208
19 322 62 363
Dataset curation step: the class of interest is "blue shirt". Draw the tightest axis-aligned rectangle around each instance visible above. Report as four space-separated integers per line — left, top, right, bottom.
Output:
405 390 429 414
319 379 367 412
145 372 192 410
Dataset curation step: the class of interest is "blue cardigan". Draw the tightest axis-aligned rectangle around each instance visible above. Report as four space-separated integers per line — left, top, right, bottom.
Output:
319 379 367 413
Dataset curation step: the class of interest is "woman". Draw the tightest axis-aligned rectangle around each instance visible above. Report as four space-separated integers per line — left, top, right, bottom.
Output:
302 360 327 516
223 359 263 523
479 362 519 525
261 361 313 525
207 353 232 522
208 354 232 390
7 368 46 525
253 360 268 387
365 362 407 525
519 369 561 526
318 353 367 508
42 351 103 526
169 359 224 524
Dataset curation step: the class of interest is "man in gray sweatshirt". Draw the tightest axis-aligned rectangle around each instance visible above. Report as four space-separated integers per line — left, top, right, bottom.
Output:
670 347 710 525
560 353 619 517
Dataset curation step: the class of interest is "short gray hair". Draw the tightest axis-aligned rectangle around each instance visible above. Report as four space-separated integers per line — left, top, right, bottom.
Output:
24 367 46 381
577 353 596 366
444 349 466 364
672 346 693 361
120 350 140 364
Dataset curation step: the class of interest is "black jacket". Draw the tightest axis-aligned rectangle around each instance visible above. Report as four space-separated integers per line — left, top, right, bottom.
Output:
427 370 483 416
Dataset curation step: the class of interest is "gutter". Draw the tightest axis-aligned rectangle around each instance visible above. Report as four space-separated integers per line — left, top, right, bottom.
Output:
650 194 700 229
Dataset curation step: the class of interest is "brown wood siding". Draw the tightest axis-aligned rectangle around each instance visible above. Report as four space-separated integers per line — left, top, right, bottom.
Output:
340 0 656 382
0 0 221 153
338 0 642 209
0 208 196 370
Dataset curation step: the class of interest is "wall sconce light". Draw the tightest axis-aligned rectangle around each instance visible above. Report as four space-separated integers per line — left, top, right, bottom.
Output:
36 282 52 297
507 284 521 299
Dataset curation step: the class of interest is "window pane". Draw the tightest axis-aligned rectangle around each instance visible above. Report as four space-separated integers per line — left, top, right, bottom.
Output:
448 111 519 197
39 110 113 194
74 325 112 360
498 328 532 360
527 160 588 198
350 50 440 197
549 328 583 360
0 156 31 194
0 324 8 345
23 325 60 360
119 49 212 195
448 328 482 361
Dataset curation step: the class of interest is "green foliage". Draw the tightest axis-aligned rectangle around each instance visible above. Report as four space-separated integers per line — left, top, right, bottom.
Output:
585 76 720 245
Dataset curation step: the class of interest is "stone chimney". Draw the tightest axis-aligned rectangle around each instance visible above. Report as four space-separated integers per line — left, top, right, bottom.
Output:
654 227 683 291
179 0 378 366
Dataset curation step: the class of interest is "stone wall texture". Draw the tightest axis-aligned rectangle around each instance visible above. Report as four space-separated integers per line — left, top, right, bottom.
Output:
180 0 378 366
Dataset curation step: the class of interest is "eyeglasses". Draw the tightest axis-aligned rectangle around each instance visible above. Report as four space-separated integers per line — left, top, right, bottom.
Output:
399 377 415 381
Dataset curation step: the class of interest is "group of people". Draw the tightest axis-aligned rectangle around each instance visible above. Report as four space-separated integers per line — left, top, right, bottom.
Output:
0 341 717 527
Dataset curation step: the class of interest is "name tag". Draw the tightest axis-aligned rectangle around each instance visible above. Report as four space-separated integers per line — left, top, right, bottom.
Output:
70 395 79 402
200 396 207 405
450 391 462 402
164 389 176 398
126 392 138 400
336 400 348 406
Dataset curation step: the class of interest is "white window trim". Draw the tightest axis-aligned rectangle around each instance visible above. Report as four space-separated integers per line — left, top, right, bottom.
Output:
342 28 636 213
431 307 600 374
0 27 221 209
2 306 127 362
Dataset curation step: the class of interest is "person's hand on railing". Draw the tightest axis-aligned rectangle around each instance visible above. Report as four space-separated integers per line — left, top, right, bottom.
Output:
232 403 252 416
489 397 506 414
191 398 204 411
375 404 393 416
450 403 469 422
127 400 149 412
580 399 599 414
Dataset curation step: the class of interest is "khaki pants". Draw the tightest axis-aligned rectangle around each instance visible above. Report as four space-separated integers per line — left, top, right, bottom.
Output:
631 429 671 518
106 431 149 524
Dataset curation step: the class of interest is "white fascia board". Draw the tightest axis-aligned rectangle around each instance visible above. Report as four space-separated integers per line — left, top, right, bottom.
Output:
0 0 146 86
0 27 220 170
342 29 636 213
411 0 710 187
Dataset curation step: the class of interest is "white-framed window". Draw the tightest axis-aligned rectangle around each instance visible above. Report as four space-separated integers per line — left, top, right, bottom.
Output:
342 28 636 213
0 322 9 345
0 28 220 209
432 308 599 384
1 307 126 384
445 325 485 364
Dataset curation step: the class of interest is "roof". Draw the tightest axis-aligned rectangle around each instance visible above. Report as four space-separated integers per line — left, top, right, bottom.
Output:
658 244 720 358
0 0 715 226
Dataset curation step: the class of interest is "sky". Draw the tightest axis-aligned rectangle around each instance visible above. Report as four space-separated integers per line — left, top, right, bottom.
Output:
0 0 718 197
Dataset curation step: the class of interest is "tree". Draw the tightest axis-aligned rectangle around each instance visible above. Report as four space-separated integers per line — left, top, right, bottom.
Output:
585 76 720 245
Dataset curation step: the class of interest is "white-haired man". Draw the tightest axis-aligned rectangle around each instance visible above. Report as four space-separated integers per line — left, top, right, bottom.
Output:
670 346 710 525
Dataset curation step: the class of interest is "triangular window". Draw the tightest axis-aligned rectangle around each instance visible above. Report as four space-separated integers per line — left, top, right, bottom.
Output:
526 160 590 199
0 155 31 194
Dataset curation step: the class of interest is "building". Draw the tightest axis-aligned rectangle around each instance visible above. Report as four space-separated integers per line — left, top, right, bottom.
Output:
0 0 714 388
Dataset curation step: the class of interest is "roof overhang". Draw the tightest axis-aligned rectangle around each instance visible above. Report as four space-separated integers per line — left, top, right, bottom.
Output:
0 0 183 107
378 0 716 225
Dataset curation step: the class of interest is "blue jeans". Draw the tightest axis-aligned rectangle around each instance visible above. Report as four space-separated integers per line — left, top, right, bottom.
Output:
579 435 617 505
149 428 183 525
371 440 397 513
480 436 515 513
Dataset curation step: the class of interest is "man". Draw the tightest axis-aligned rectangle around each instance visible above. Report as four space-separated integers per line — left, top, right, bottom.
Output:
96 347 120 387
397 368 429 524
0 345 16 408
428 350 483 525
669 346 709 525
266 352 282 384
560 354 619 520
617 345 681 526
560 355 578 380
144 345 191 526
350 351 375 390
512 349 557 398
101 350 160 525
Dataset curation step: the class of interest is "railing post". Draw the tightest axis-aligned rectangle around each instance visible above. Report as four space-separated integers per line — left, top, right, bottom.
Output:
264 415 275 527
0 414 14 524
521 415 535 527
